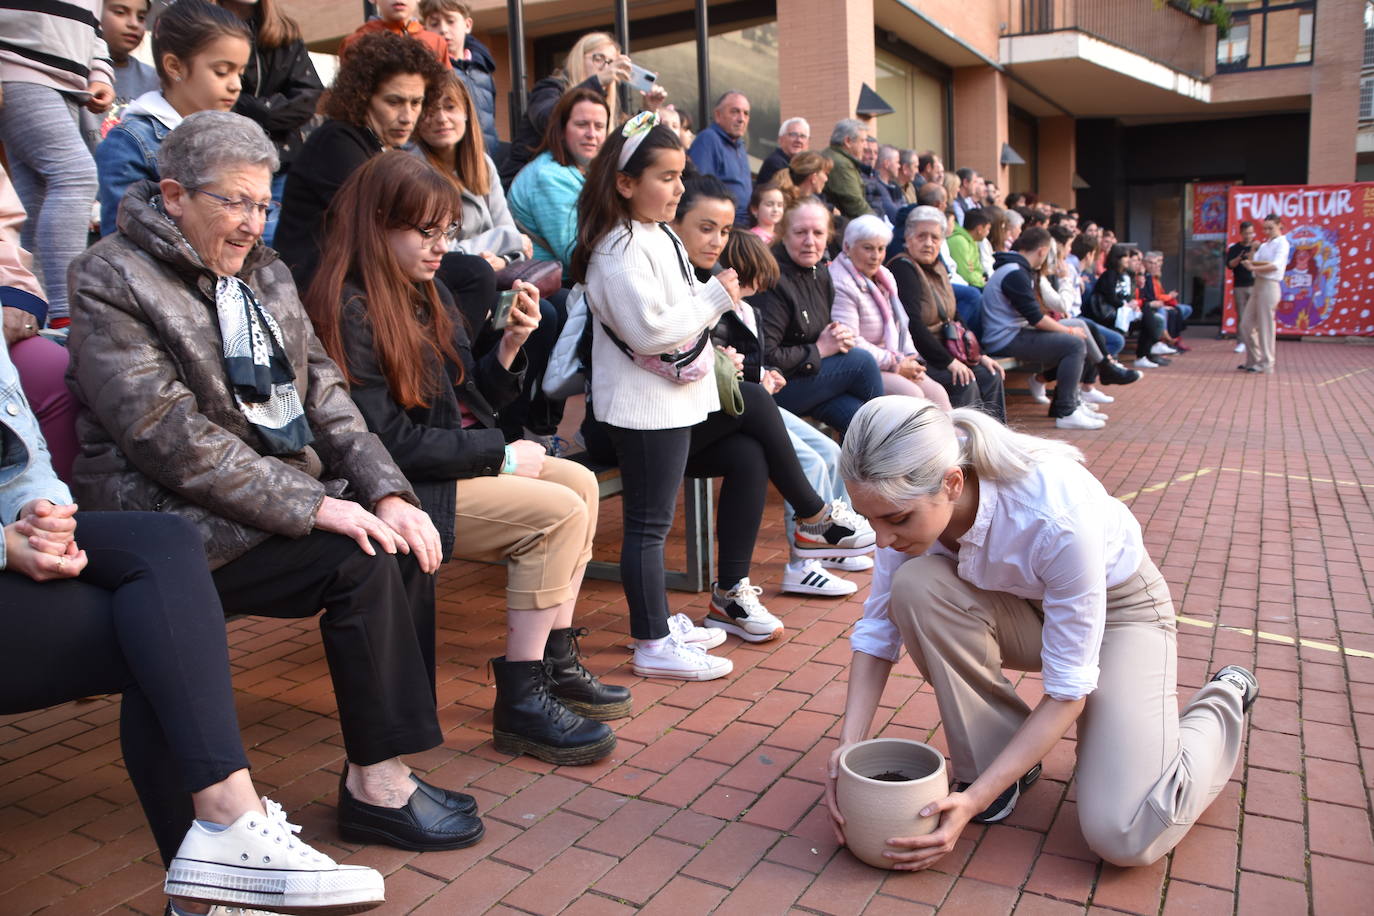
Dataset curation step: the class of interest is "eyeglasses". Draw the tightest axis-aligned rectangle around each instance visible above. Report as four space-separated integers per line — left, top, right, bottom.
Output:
405 219 463 243
783 132 809 140
589 53 613 67
190 187 278 222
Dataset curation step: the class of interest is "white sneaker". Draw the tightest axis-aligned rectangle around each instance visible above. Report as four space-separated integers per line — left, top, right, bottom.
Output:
633 632 733 680
793 499 876 557
821 554 874 572
1150 342 1178 356
706 578 785 642
165 798 384 915
1080 388 1114 405
1133 357 1159 369
1027 376 1051 404
782 559 858 597
208 909 287 916
1055 410 1105 430
1234 341 1246 353
667 612 726 650
1076 404 1107 422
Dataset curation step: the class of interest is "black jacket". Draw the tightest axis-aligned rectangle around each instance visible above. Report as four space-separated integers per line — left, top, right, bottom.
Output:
1084 268 1131 327
275 119 381 290
755 147 790 187
455 35 499 154
751 244 832 378
338 281 525 561
500 74 604 187
233 32 324 168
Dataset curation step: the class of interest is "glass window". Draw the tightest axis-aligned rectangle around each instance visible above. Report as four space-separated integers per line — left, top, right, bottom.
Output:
1362 76 1374 120
630 23 779 165
1296 12 1313 64
1217 21 1250 68
1366 1 1374 67
873 49 947 161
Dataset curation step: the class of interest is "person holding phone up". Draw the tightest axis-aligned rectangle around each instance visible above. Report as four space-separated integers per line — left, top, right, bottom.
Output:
306 151 628 768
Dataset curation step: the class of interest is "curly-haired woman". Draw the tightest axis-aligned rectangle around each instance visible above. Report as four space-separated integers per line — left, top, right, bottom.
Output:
275 29 446 289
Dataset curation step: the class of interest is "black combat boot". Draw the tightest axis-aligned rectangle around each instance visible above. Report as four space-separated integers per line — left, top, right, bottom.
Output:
490 656 616 765
544 626 633 720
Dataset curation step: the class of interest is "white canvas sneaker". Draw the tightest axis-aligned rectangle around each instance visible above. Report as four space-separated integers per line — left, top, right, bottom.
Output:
1055 410 1105 430
1133 356 1159 369
164 798 384 915
633 632 733 680
667 611 727 650
1080 388 1114 405
781 559 858 597
706 578 785 642
1027 376 1051 404
1150 342 1178 356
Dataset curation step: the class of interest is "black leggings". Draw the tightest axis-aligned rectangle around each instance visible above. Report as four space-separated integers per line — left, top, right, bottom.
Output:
0 512 250 866
589 382 824 639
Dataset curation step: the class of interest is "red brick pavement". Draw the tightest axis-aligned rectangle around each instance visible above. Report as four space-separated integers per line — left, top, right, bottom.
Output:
3 337 1373 914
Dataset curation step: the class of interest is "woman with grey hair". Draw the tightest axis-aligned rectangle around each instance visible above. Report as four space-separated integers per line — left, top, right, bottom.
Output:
67 111 488 856
823 396 1256 870
886 206 1007 420
829 214 950 408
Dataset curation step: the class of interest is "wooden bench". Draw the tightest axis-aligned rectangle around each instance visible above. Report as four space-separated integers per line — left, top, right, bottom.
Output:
567 452 715 593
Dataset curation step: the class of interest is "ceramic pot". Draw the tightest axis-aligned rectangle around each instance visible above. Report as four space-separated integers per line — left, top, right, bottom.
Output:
836 738 947 869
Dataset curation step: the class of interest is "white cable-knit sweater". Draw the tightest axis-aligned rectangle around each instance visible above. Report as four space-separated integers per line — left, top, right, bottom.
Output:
585 220 734 430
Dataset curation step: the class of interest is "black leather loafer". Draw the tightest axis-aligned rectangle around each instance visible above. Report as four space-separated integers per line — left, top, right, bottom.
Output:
338 773 485 851
409 773 478 817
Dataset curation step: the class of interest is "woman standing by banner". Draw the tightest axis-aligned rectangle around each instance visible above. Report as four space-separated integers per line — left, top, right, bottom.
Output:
1239 214 1289 373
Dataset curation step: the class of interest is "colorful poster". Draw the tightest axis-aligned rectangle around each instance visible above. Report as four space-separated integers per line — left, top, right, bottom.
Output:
1190 182 1231 239
1222 183 1374 337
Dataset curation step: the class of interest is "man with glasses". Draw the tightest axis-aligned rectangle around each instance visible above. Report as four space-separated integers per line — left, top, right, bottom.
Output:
757 116 810 186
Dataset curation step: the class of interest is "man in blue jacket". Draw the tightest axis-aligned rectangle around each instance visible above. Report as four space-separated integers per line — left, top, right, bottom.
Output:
423 0 500 152
980 227 1101 430
689 90 752 224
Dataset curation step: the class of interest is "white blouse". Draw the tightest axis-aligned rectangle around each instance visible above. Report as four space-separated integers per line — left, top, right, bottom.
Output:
851 458 1146 701
1253 235 1290 282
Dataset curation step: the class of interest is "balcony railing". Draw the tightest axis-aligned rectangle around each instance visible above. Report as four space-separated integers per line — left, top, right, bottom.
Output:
1005 0 1213 78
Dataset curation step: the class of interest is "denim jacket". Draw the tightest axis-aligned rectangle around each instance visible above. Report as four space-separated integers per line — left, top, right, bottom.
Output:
96 93 180 236
0 344 73 570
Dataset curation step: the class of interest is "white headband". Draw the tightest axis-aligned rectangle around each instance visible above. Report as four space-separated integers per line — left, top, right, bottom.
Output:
618 110 660 171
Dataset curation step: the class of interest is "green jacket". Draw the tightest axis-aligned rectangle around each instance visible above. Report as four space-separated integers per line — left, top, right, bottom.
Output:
821 145 873 220
946 225 985 288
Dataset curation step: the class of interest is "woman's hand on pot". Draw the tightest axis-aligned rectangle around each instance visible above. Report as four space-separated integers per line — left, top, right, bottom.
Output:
883 791 978 871
823 742 856 846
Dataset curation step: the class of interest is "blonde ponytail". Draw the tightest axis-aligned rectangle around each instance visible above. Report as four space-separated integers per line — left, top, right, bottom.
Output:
840 397 1082 504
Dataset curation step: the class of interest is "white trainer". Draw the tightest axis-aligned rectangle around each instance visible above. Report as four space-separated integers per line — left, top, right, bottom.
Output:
706 578 785 642
1027 376 1051 404
1077 403 1107 421
633 632 733 680
667 611 727 649
164 798 384 915
1133 357 1159 369
1234 341 1246 353
1150 342 1178 356
793 499 876 558
782 559 858 597
1055 410 1104 430
821 554 874 572
1080 388 1114 405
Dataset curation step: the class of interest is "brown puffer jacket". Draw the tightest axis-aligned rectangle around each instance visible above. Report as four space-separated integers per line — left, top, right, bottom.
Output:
66 180 418 569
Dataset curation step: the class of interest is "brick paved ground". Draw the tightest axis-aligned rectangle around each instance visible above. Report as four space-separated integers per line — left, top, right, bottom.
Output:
2 336 1373 915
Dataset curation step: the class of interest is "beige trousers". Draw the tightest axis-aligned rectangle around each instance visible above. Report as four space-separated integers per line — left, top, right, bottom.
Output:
887 554 1246 866
453 456 599 610
1232 285 1252 345
1241 278 1279 371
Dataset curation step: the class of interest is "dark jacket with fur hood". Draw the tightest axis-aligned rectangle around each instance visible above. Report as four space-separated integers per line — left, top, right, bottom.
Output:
66 180 416 569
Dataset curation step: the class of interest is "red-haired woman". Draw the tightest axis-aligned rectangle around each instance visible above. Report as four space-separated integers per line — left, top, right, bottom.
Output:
305 151 626 766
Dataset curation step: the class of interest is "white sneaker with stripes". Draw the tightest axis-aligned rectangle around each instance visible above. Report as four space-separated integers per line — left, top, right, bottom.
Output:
781 559 857 597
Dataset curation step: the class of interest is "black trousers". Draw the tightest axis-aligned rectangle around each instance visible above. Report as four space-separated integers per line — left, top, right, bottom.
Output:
926 362 1007 423
0 512 250 866
211 530 443 768
589 382 825 638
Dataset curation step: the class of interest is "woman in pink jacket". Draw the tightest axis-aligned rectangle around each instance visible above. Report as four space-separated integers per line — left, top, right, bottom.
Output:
829 215 950 409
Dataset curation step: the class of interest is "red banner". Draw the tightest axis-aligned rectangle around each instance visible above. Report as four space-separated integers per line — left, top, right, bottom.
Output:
1191 182 1231 238
1223 183 1374 337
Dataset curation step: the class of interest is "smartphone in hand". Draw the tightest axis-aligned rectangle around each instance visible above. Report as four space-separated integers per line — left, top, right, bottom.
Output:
490 289 519 331
627 63 659 95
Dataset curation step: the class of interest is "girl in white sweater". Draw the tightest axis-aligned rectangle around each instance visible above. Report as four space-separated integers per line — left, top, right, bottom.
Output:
572 113 871 680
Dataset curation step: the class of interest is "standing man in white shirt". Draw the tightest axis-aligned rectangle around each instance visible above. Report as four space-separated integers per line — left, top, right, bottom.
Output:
1239 213 1290 374
822 397 1257 869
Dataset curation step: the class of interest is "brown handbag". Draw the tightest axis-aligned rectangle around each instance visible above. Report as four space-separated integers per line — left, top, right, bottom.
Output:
495 259 562 299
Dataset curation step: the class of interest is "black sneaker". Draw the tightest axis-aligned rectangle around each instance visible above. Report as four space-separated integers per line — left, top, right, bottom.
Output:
1211 665 1259 712
954 762 1042 824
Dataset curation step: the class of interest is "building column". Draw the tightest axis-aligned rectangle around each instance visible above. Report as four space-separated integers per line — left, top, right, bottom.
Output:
1037 115 1076 208
951 66 1009 190
1308 0 1362 183
777 0 875 147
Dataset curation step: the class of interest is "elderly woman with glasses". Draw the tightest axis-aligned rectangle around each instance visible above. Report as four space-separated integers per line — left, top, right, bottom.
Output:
66 111 487 855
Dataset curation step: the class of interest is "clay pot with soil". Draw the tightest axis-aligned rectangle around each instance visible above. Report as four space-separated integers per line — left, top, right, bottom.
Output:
835 738 948 869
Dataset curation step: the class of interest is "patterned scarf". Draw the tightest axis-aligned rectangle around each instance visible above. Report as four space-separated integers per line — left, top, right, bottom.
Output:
215 276 313 454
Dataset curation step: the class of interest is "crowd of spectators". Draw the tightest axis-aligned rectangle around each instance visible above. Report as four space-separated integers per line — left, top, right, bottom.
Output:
0 1 1250 910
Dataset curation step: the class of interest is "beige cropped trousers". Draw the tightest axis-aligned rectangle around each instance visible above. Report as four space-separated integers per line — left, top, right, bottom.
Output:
887 554 1246 866
452 457 599 610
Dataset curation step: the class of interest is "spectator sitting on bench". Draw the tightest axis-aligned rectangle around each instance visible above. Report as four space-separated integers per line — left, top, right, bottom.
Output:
305 152 624 766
